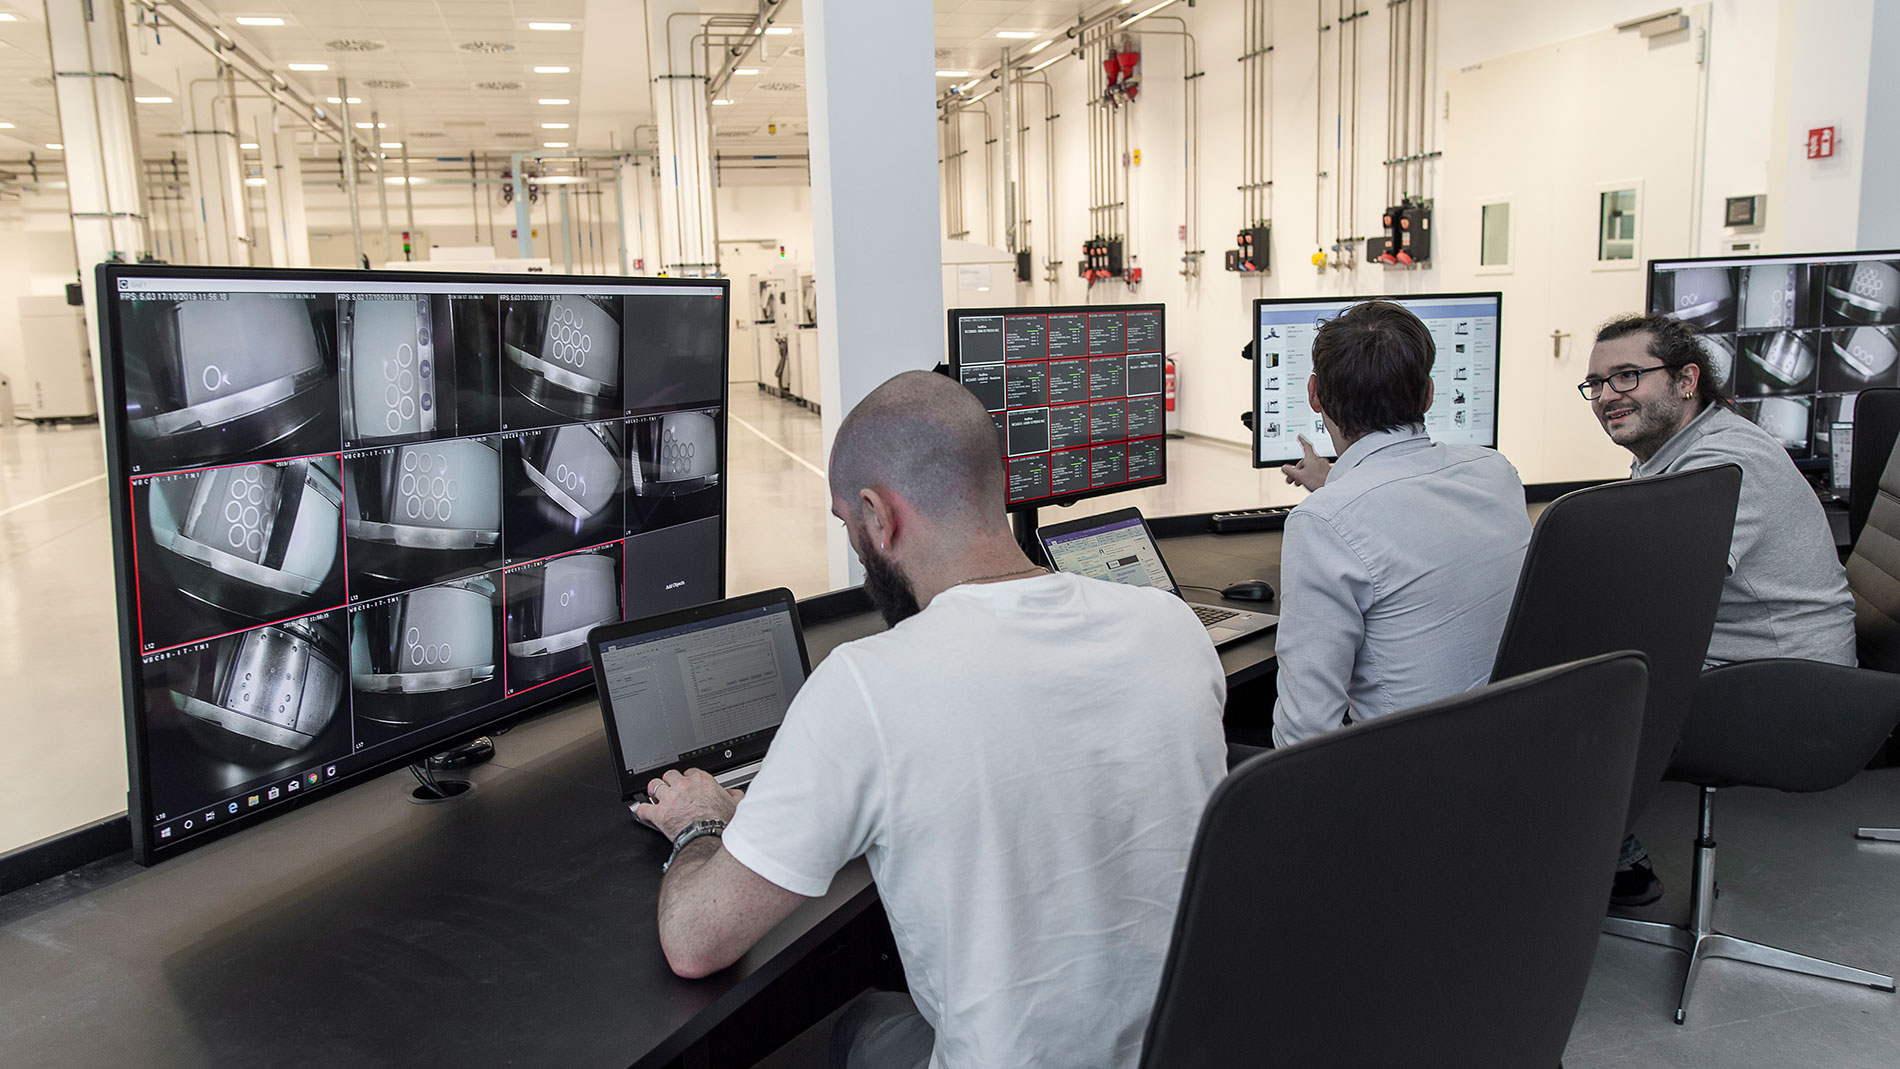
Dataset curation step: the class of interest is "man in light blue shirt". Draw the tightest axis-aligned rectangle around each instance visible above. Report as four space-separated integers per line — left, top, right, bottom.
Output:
1271 301 1532 749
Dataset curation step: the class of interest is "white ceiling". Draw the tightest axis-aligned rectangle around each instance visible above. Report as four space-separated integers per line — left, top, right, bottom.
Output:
0 0 1109 164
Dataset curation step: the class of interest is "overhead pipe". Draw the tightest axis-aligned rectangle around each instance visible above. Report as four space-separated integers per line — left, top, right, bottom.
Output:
336 79 363 266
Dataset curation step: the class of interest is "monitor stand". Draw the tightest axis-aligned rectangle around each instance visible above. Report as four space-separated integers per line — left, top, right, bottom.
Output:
1012 508 1045 565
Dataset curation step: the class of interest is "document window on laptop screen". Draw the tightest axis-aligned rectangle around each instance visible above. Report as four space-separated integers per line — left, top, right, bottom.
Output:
1041 514 1176 593
597 601 806 776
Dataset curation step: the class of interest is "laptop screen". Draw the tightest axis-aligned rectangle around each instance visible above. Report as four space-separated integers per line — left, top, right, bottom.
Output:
596 597 806 781
1040 512 1180 595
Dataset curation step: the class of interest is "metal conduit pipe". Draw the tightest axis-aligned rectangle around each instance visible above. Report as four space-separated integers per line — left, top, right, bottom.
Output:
136 0 371 164
1314 0 1325 257
1131 19 1201 277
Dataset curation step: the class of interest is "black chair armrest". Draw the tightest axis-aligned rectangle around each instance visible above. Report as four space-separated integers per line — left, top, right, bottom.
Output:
1667 659 1900 793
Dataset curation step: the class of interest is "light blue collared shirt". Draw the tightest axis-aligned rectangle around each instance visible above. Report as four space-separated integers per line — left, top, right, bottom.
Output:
1271 426 1531 748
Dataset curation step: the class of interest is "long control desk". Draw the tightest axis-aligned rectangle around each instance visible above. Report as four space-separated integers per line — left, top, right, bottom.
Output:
0 522 1284 1068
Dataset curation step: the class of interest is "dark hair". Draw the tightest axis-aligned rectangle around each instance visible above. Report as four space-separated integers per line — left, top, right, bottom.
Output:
1309 300 1435 439
1594 313 1732 410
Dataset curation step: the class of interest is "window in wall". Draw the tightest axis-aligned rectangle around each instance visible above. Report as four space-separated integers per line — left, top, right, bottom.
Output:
1480 202 1511 269
1599 188 1638 261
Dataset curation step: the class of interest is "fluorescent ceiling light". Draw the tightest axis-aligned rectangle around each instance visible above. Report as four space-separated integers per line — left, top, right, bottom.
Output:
235 16 285 27
239 141 259 149
44 143 61 150
530 175 589 185
326 96 362 104
0 14 19 21
936 70 968 78
542 141 569 148
527 21 571 31
354 121 386 129
996 31 1038 39
134 96 173 104
287 62 328 71
245 176 267 186
1028 40 1053 54
385 176 424 184
711 99 734 106
763 26 793 35
533 65 570 74
540 122 570 129
0 123 13 129
734 68 759 76
538 98 569 106
380 141 402 148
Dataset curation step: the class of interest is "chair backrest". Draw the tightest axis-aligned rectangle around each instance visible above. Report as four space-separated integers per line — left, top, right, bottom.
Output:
1848 387 1900 548
1846 403 1900 672
1140 653 1648 1069
1490 464 1739 832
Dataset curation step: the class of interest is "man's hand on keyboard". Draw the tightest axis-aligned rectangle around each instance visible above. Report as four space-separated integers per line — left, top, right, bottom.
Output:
634 767 745 839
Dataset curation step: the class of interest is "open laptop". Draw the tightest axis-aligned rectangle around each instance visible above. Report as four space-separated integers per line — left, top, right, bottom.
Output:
587 588 811 814
1037 506 1277 647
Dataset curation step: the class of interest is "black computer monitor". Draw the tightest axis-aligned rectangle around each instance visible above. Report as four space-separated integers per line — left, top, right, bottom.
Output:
1647 250 1900 472
1250 293 1503 467
947 303 1167 510
100 265 729 864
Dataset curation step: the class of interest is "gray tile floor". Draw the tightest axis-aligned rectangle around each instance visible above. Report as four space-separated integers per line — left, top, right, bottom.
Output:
4 391 1898 1065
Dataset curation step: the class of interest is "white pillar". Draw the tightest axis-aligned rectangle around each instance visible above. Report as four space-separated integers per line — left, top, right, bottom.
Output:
645 0 717 276
182 63 249 264
805 0 943 587
258 106 310 266
44 0 150 405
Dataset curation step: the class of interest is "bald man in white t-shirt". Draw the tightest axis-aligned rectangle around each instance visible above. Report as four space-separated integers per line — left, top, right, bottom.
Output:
632 370 1227 1069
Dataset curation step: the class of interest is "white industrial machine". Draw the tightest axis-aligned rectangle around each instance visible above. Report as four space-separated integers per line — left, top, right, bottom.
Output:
17 295 97 421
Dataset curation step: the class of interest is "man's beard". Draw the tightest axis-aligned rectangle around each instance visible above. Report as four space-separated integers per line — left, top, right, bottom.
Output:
1603 389 1687 462
861 543 922 627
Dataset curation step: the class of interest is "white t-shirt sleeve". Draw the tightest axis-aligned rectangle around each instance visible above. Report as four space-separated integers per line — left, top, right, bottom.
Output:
721 653 884 898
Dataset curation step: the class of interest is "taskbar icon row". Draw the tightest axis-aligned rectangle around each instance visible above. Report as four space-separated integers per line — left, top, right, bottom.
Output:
152 762 340 844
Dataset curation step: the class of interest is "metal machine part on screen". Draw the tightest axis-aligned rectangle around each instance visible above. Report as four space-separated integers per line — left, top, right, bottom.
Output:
101 266 729 863
1649 251 1900 476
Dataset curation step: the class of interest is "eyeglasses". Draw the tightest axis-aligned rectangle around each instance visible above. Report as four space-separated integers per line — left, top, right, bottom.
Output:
1576 363 1680 400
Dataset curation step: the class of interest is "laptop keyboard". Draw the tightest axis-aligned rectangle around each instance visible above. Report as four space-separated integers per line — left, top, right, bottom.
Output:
1193 605 1240 626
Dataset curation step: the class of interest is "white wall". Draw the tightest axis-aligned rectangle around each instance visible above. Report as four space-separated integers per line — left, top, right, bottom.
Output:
924 0 1894 484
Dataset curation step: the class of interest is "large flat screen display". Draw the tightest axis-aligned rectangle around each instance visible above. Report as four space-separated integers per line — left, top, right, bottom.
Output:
100 265 729 864
948 303 1167 510
1648 250 1900 468
1251 293 1502 467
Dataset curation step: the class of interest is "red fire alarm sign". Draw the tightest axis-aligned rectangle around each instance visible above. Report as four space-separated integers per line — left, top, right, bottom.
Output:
1807 126 1836 159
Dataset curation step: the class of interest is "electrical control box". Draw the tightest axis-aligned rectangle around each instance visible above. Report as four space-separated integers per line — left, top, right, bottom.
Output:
1079 237 1125 282
1226 226 1270 273
1367 199 1432 267
1016 249 1033 283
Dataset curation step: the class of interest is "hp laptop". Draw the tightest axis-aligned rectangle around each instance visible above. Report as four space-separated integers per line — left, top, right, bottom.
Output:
587 588 811 813
1037 507 1277 647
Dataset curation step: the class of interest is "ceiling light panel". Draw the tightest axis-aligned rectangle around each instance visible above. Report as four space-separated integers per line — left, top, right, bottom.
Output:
235 16 285 27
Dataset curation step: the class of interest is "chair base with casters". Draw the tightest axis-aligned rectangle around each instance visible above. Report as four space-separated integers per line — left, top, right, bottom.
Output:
1859 826 1900 842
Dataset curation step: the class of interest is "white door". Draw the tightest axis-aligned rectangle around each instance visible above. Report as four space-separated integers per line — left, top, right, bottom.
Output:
1441 10 1708 483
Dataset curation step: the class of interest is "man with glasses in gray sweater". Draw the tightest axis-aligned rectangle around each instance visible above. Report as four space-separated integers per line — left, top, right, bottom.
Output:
1582 313 1856 906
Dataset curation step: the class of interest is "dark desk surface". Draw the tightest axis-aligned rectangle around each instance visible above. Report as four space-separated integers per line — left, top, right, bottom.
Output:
0 524 1283 1068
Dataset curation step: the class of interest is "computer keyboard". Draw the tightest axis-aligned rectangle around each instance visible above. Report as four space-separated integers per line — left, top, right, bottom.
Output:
1209 506 1293 533
1193 605 1241 625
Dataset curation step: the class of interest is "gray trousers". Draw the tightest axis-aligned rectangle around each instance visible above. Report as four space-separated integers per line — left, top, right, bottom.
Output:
831 991 934 1069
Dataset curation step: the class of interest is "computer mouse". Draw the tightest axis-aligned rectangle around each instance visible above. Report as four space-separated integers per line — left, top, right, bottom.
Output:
1221 579 1276 602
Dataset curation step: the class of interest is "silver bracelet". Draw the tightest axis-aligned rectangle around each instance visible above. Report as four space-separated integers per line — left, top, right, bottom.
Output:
663 819 728 872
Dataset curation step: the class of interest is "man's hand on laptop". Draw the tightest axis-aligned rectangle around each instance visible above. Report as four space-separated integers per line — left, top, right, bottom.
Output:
634 768 744 839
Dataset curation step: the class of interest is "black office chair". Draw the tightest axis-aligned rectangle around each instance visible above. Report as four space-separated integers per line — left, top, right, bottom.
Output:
1601 660 1900 1022
1843 398 1900 842
1140 653 1648 1068
1491 465 1741 840
1846 387 1900 550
